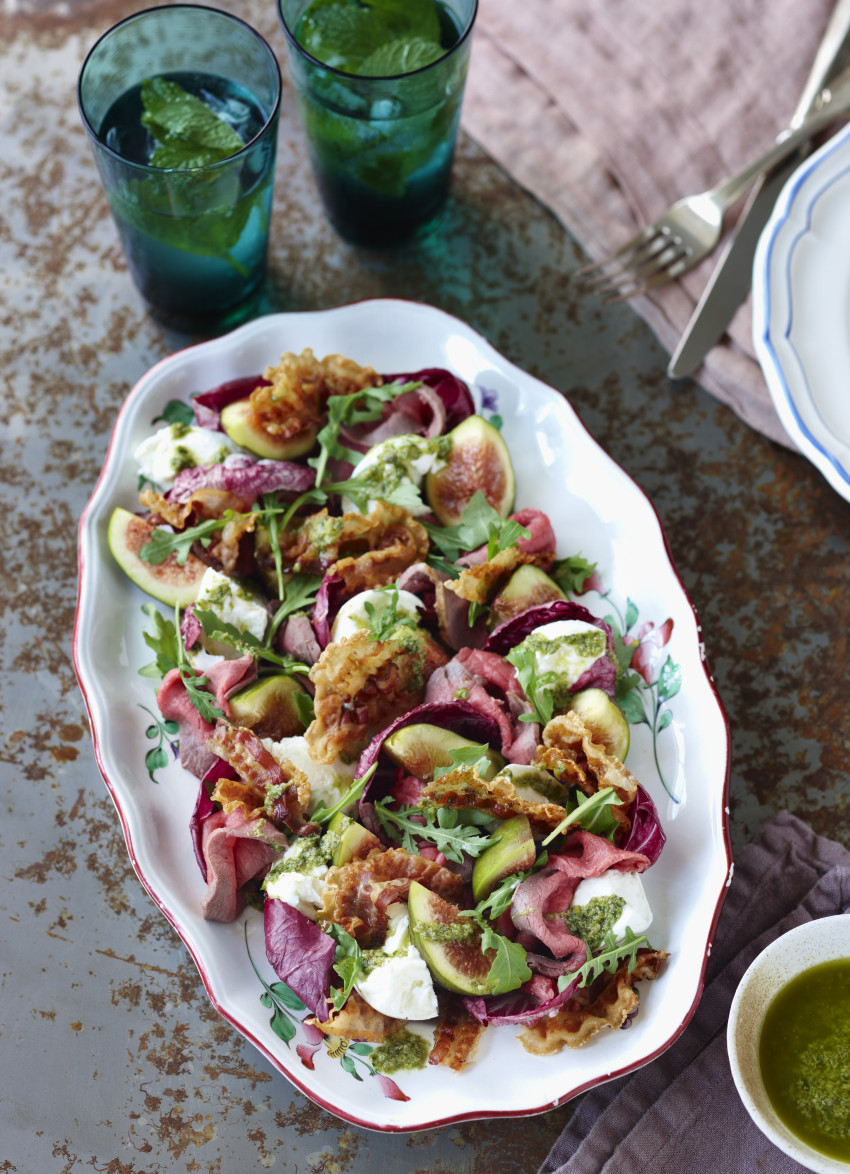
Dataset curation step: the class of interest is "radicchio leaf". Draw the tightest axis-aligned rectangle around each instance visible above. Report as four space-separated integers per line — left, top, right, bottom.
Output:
264 898 336 1020
383 368 475 431
167 455 315 503
191 375 269 431
312 572 348 648
621 785 666 865
464 974 581 1026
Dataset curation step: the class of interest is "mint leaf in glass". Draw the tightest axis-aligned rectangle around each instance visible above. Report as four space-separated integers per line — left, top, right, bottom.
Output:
141 77 246 169
359 36 444 77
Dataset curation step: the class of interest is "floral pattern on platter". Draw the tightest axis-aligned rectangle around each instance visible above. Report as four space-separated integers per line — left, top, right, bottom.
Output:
583 586 681 802
245 927 411 1103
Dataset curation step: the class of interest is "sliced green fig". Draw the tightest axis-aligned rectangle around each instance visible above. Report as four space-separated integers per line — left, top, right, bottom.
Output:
324 811 380 866
107 507 207 608
566 688 630 761
382 723 505 782
408 881 501 996
489 565 566 627
220 397 318 461
471 815 536 903
425 415 515 526
227 674 309 740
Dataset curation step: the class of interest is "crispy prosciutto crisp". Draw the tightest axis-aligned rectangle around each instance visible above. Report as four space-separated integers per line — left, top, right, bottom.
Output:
206 723 312 831
306 629 448 764
318 847 464 947
536 710 640 803
251 349 381 441
419 769 568 837
518 949 667 1053
312 990 403 1043
428 993 486 1070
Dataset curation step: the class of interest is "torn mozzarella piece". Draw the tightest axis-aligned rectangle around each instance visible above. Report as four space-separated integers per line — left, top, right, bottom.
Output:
355 905 438 1020
263 839 329 921
570 869 653 938
346 434 450 516
135 423 239 489
262 734 357 815
190 567 268 661
331 588 423 643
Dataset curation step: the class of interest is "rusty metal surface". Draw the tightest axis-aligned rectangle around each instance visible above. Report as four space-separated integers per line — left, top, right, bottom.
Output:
2 1 850 1170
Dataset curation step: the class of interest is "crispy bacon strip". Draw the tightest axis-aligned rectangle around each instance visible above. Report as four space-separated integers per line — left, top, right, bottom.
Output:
419 769 568 837
536 711 640 803
443 546 541 607
428 993 486 1070
261 502 429 583
319 847 464 947
251 349 382 441
519 949 668 1053
206 723 311 831
311 991 402 1043
210 776 266 820
306 630 448 764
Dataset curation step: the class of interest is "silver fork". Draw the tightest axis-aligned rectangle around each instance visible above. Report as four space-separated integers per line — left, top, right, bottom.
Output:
577 70 850 301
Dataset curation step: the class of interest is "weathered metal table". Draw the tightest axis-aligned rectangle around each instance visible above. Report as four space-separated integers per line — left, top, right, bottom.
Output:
2 1 849 1170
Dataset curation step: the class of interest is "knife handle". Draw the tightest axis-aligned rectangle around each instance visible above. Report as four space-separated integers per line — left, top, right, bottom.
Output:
792 0 850 124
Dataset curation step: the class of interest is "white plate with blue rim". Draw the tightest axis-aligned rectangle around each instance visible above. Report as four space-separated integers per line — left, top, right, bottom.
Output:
753 121 850 502
74 299 731 1131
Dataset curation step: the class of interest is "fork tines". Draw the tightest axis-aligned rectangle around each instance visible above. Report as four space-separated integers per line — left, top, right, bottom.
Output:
576 227 692 302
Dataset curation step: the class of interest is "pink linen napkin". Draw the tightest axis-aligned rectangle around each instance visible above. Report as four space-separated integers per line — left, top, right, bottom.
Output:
537 811 850 1174
461 0 841 449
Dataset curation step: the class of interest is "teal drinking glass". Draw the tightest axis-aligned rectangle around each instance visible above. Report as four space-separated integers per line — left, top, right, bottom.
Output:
78 5 281 332
277 0 477 246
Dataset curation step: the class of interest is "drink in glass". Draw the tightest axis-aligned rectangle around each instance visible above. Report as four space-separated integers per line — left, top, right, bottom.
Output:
278 0 477 246
78 5 281 333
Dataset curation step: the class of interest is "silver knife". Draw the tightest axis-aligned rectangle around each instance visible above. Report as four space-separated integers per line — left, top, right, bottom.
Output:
667 0 850 379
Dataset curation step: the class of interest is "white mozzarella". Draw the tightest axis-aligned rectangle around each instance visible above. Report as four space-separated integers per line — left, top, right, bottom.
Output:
521 619 608 688
192 567 268 660
331 588 423 643
570 869 653 937
262 839 329 921
355 945 439 1020
347 434 449 515
135 423 239 489
262 734 357 814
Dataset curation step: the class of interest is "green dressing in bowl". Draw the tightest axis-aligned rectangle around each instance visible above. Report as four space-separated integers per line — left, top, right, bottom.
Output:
759 957 850 1162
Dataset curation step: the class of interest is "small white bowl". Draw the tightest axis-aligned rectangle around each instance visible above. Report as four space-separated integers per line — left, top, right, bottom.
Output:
727 914 850 1174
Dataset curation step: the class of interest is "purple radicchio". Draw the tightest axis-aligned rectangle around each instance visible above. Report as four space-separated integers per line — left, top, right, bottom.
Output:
484 600 618 699
191 375 269 431
190 757 237 881
264 898 336 1020
620 785 666 865
167 455 315 504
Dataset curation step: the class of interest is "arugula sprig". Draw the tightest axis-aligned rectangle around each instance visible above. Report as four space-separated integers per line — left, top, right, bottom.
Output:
374 798 495 863
193 608 310 674
431 743 496 781
556 927 652 993
551 552 597 596
311 763 376 826
267 572 322 644
307 380 422 489
462 853 548 924
324 923 365 1012
363 583 419 643
540 787 624 847
138 602 226 723
423 491 530 564
505 643 557 726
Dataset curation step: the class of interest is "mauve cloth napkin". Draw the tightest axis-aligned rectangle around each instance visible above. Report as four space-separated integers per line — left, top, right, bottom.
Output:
461 0 843 449
537 811 850 1174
